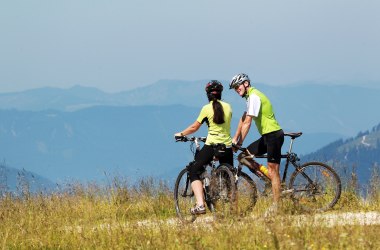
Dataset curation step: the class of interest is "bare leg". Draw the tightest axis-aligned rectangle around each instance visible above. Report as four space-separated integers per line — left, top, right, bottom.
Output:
191 180 204 206
268 162 281 203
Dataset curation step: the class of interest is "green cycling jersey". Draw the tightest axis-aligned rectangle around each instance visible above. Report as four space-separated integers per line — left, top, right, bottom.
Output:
246 87 281 135
197 100 233 146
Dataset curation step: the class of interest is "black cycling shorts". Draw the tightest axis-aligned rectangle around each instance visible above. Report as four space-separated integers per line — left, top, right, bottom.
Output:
246 129 284 164
188 144 233 182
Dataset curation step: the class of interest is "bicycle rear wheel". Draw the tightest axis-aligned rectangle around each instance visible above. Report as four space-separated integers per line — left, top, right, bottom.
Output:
174 168 196 223
289 161 341 212
235 171 258 216
209 164 236 219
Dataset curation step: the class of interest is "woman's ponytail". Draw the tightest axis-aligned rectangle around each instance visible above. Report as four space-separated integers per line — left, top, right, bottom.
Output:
212 98 225 124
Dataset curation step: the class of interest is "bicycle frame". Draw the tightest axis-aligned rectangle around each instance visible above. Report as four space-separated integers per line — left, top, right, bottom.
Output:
174 135 238 221
184 136 220 170
237 132 304 185
231 132 341 212
176 136 219 199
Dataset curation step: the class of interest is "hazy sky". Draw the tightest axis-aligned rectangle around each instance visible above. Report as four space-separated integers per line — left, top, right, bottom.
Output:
1 0 379 93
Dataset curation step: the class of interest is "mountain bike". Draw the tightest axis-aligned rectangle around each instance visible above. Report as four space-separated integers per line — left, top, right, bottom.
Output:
174 135 237 222
233 132 342 212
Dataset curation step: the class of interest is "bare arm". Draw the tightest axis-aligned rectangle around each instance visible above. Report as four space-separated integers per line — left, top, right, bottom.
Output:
237 114 253 145
232 113 244 144
174 121 201 137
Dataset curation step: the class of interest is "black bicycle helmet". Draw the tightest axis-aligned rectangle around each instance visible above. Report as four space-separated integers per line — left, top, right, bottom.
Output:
205 80 223 94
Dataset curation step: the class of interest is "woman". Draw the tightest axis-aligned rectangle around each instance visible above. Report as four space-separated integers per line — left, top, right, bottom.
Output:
174 80 233 215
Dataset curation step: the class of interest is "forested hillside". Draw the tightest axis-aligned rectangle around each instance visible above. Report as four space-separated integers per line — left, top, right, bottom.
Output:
303 122 380 189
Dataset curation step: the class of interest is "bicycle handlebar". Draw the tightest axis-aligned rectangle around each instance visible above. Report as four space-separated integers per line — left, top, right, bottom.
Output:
175 132 303 155
175 135 207 143
232 143 246 152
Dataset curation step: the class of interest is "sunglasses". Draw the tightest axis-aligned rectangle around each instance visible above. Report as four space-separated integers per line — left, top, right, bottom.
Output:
234 84 241 90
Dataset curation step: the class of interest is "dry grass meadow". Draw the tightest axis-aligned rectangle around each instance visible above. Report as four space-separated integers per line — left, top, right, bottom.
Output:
1 175 379 249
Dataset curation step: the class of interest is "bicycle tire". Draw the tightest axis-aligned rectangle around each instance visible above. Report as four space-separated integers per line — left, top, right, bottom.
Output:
235 171 258 216
174 168 196 223
209 164 237 219
289 161 341 212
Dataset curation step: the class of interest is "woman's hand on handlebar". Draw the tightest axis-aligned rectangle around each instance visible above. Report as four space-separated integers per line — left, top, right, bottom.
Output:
174 132 183 137
174 132 186 142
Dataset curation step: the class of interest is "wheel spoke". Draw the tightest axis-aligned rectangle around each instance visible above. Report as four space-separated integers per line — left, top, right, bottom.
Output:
290 162 341 212
235 172 258 216
174 168 196 223
209 165 236 219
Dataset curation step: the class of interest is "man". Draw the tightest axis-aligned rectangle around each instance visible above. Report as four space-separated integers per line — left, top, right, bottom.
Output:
230 73 284 215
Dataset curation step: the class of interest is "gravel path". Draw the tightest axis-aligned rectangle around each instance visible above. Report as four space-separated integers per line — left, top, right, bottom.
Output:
63 211 380 232
135 211 380 228
288 211 380 227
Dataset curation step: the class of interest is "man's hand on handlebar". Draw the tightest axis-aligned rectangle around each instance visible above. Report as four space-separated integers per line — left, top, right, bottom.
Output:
232 142 243 152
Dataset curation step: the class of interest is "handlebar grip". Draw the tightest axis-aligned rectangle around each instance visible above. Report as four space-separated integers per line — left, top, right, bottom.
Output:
175 135 187 142
232 143 246 151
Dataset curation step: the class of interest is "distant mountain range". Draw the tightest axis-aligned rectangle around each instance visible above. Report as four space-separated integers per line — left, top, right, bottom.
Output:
0 105 203 184
1 81 380 136
0 163 55 194
0 80 379 191
303 123 380 190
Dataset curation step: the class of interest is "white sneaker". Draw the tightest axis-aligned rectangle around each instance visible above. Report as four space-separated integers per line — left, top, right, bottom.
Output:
190 204 206 215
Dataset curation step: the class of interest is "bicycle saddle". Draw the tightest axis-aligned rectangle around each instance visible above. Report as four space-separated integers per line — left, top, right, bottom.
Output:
284 132 303 139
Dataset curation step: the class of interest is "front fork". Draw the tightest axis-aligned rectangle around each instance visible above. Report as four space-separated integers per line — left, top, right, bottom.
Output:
233 163 243 183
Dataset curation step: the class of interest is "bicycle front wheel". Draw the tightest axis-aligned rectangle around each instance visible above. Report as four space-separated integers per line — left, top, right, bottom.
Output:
235 171 258 216
174 168 196 223
289 161 341 212
209 164 236 219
